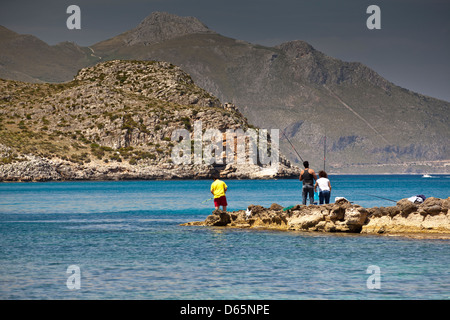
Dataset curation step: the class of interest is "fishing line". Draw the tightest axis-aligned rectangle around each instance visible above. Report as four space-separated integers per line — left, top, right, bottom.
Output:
281 129 304 163
359 193 397 203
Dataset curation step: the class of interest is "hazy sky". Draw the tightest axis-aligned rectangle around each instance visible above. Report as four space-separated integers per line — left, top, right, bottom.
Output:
1 0 449 102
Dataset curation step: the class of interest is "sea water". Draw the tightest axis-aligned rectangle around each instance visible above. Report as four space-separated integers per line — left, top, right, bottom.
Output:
0 175 449 299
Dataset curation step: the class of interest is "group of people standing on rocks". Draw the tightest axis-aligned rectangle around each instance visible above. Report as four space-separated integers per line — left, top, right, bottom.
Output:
299 161 331 205
210 160 332 211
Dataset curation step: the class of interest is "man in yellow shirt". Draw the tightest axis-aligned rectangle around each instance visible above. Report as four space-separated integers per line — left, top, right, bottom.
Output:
210 174 228 211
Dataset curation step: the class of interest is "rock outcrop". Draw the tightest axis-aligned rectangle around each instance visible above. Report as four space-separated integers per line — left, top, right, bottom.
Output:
362 197 450 235
182 197 450 237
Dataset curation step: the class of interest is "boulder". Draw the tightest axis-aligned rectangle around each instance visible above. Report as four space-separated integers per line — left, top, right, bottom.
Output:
205 210 231 226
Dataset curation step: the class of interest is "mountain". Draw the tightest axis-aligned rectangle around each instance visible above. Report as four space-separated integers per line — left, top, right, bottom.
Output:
1 12 449 173
96 11 215 49
0 26 95 83
0 60 298 181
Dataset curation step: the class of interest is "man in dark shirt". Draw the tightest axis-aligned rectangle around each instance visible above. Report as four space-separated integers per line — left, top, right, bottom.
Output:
299 161 318 205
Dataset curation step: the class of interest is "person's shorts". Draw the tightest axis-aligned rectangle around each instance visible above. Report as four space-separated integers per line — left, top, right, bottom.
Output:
214 196 228 207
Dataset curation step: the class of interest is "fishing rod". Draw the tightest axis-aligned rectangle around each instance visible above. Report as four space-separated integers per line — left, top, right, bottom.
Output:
201 197 214 204
281 129 304 163
323 135 326 171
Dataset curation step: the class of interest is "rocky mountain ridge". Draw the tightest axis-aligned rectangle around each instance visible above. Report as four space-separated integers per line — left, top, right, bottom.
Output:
1 12 448 173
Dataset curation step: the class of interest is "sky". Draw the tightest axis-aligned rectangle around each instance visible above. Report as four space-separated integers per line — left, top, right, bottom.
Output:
1 0 449 102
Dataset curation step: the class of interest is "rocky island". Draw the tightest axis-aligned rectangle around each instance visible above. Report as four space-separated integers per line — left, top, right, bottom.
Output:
182 197 450 239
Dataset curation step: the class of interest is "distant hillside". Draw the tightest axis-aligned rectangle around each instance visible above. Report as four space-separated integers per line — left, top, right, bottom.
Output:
1 12 448 173
0 26 94 83
0 60 298 181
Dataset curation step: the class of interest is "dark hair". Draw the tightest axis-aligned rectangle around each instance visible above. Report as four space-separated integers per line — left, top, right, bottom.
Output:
318 170 328 178
212 172 220 180
303 161 309 168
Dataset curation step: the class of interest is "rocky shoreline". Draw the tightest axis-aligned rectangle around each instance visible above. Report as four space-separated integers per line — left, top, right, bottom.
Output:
0 154 299 182
182 197 450 239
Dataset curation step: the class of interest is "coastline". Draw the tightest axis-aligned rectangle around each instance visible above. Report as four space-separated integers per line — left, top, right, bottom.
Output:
0 155 300 182
1 164 448 183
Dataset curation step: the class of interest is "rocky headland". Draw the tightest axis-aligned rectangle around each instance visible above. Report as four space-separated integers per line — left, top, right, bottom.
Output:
0 60 299 181
182 197 450 239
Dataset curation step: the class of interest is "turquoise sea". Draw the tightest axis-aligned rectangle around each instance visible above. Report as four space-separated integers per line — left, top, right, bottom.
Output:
0 175 449 300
